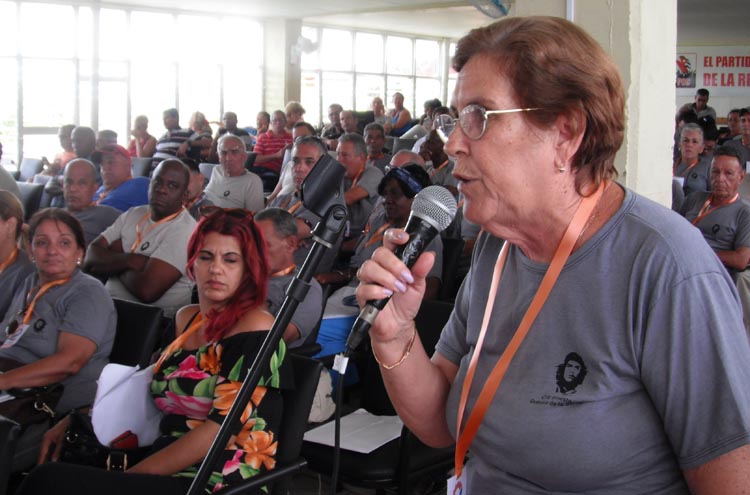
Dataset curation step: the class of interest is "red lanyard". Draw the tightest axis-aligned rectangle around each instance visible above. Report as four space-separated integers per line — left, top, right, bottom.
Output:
691 193 738 226
130 209 183 252
22 277 71 324
454 181 607 478
0 247 18 274
154 312 206 373
271 264 296 278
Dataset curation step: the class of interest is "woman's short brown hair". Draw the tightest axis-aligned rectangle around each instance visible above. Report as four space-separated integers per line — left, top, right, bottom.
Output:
0 190 24 241
453 16 625 194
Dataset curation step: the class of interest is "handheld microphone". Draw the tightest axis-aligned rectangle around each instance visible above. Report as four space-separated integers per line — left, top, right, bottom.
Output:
345 185 458 354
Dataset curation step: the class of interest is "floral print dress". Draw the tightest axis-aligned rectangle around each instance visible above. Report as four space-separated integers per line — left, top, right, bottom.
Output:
150 331 291 493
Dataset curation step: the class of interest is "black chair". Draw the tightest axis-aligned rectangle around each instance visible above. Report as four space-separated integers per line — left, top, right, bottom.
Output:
14 158 43 182
130 157 153 178
300 299 455 494
109 298 164 368
15 182 44 221
0 416 21 495
216 354 324 495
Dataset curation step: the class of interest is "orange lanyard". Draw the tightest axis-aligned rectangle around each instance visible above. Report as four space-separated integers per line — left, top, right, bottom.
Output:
691 193 738 225
154 312 206 373
130 209 183 252
430 160 450 177
271 264 296 278
95 190 109 205
673 158 699 176
454 180 606 478
351 165 365 188
0 247 18 274
288 202 302 214
22 277 71 324
364 222 392 248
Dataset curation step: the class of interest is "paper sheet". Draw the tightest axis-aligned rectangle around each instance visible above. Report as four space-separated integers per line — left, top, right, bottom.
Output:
303 408 403 453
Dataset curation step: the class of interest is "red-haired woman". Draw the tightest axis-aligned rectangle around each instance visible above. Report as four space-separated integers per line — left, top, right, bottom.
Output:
22 208 291 495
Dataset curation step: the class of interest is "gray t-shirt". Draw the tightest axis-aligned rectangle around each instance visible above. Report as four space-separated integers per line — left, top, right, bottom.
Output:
0 250 34 321
101 205 196 317
0 270 116 412
681 192 750 260
436 187 750 493
267 269 323 348
205 167 264 212
345 165 383 237
674 156 712 196
72 205 121 247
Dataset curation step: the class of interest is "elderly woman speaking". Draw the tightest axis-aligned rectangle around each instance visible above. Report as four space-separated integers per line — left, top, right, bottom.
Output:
356 16 750 494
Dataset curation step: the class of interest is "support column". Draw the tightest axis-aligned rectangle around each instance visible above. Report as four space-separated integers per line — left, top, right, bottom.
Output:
263 18 302 112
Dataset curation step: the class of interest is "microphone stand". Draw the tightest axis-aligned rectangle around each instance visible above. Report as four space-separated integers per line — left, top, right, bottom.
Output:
187 156 347 495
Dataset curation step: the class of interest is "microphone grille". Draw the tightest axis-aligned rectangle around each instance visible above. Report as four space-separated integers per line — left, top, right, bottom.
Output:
412 185 458 232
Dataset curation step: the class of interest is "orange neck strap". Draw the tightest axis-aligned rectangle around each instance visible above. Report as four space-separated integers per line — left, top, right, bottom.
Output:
271 264 296 278
154 311 206 372
22 277 71 324
454 180 607 478
691 193 739 226
130 209 183 252
0 247 19 274
364 222 393 248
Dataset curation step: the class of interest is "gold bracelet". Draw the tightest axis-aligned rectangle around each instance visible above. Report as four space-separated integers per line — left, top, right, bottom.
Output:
372 324 417 370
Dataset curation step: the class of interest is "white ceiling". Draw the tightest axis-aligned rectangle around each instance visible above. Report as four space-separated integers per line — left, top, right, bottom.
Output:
91 0 750 44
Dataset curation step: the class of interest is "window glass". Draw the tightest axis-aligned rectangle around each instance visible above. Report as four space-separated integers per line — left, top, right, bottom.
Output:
132 61 176 136
224 63 263 126
79 81 92 128
300 26 319 71
23 60 75 127
448 42 457 75
447 77 457 108
355 32 383 74
99 81 128 145
130 11 174 62
23 134 60 162
176 15 218 62
301 71 321 127
77 7 93 61
321 72 353 113
100 9 128 61
0 58 18 168
415 78 441 114
321 29 352 72
179 63 221 126
386 76 414 115
99 61 128 79
385 36 412 75
356 75 384 113
0 2 17 57
415 40 439 77
20 3 75 58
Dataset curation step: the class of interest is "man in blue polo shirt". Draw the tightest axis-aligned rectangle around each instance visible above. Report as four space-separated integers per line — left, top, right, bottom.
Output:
92 144 149 212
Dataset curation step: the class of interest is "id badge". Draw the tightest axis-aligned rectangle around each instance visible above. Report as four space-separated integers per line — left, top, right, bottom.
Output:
447 471 468 495
2 323 29 348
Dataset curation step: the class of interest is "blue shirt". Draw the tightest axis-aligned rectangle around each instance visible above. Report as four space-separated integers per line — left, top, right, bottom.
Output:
93 176 150 212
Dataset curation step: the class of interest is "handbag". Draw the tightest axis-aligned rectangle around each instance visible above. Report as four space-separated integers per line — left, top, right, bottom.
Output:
0 384 64 428
60 411 150 471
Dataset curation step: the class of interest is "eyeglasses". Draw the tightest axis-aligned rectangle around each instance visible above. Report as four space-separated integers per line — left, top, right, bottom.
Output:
435 104 542 141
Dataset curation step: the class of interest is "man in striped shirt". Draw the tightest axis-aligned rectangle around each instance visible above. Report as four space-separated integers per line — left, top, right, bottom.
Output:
253 110 294 183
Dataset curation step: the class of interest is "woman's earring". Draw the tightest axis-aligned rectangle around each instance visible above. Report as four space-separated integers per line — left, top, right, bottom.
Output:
76 258 82 266
556 161 566 173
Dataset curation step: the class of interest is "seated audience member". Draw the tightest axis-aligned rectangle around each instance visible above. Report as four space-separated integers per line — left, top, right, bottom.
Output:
314 165 440 357
92 144 150 212
321 103 344 150
679 87 717 121
71 126 97 161
412 105 452 153
673 123 711 196
250 110 270 146
189 111 213 136
673 107 699 163
96 130 118 150
419 129 458 195
388 150 426 171
681 145 750 278
337 133 384 240
151 108 203 171
0 208 115 468
285 101 306 132
187 111 213 160
22 208 290 495
181 158 213 220
268 135 338 273
208 111 252 162
205 134 264 211
0 191 34 320
267 122 316 204
39 124 76 177
63 159 121 246
340 110 359 135
256 208 323 348
386 92 413 137
128 115 157 158
84 160 196 317
719 108 742 145
726 108 750 169
0 142 22 198
371 96 387 127
364 122 391 173
253 110 292 180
